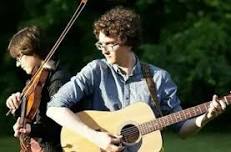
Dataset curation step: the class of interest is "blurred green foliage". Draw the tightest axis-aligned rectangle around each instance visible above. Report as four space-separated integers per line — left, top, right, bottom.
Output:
1 0 231 136
141 0 231 102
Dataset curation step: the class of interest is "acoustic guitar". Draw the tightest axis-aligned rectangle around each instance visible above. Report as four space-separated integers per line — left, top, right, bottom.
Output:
61 95 230 152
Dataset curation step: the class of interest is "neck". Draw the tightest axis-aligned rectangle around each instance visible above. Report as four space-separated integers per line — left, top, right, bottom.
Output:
117 51 136 75
31 58 44 76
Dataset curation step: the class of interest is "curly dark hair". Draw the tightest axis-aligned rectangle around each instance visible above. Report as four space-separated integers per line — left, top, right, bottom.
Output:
94 6 142 50
8 26 48 59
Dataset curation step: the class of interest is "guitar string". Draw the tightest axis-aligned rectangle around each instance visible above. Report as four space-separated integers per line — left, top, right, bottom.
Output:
118 101 216 137
119 91 231 139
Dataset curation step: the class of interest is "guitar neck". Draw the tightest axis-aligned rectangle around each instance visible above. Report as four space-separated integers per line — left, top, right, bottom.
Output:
139 95 231 135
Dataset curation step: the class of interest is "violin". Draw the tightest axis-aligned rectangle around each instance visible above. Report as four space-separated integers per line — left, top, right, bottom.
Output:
19 67 50 152
6 1 88 151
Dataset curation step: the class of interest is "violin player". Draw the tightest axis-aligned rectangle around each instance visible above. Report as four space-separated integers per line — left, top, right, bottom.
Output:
6 26 70 152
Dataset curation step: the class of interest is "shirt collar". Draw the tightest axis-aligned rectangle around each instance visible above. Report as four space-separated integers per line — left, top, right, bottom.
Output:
42 60 57 70
111 56 141 77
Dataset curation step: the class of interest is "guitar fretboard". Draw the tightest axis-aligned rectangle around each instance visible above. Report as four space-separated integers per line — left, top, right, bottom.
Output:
138 96 231 135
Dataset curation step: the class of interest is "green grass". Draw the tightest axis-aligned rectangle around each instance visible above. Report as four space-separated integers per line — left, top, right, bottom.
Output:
163 132 231 152
0 136 19 152
1 132 231 152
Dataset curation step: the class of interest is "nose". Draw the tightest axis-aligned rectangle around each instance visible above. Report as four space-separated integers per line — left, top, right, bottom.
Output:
101 47 110 55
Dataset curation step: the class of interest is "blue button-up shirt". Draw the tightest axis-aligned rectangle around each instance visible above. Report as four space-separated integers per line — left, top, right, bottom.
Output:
48 58 185 131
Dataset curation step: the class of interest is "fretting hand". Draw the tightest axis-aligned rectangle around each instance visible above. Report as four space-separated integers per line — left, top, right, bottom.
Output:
206 94 227 119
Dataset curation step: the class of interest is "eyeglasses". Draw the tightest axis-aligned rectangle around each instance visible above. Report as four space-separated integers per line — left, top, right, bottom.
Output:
95 41 119 52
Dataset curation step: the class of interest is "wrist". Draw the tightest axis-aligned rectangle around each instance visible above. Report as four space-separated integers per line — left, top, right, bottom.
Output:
79 125 98 141
195 114 210 128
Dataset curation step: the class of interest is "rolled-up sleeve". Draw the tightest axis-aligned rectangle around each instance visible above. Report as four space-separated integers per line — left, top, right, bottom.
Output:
48 61 98 108
158 70 185 131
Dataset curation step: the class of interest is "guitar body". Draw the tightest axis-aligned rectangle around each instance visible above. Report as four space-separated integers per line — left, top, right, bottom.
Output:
61 102 162 152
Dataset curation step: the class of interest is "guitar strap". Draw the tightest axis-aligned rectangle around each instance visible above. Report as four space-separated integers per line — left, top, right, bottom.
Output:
141 63 163 117
141 63 165 152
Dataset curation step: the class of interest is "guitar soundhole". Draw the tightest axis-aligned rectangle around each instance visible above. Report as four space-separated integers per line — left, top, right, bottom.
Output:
120 124 140 144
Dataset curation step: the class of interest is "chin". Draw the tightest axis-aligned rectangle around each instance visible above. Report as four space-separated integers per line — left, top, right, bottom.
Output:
25 69 32 75
25 71 31 75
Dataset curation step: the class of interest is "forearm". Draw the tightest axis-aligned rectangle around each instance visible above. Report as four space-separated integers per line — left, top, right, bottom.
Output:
46 107 96 140
179 114 210 138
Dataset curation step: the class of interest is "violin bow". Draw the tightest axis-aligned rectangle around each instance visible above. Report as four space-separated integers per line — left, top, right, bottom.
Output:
6 0 88 116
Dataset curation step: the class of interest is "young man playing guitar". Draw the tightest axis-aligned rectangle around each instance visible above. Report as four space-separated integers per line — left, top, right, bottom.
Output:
47 7 228 152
